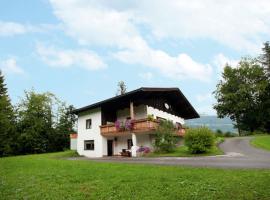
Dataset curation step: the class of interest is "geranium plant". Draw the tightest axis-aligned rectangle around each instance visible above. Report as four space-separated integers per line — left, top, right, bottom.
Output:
125 119 134 130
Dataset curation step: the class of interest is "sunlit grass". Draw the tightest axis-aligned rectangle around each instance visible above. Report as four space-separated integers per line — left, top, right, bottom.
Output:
1 151 270 199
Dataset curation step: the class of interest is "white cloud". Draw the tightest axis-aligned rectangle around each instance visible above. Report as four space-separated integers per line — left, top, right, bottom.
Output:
0 21 61 36
0 58 24 74
212 53 239 75
115 48 212 81
139 72 153 80
196 93 213 103
49 0 213 81
195 92 216 115
50 0 139 48
133 0 270 53
50 0 270 54
213 53 239 72
0 21 27 36
36 44 107 70
197 105 217 116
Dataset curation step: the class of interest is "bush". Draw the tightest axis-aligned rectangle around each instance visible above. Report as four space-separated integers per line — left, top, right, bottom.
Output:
224 131 235 137
251 130 267 135
215 129 223 137
154 120 176 153
184 127 215 154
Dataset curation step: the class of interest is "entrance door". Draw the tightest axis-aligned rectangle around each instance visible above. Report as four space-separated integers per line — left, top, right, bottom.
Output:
107 140 113 156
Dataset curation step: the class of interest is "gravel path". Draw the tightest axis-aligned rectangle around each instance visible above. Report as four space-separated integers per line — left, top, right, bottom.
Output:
69 137 270 169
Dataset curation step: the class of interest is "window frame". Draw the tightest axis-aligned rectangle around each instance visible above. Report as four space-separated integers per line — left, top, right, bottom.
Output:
86 119 92 129
84 140 94 150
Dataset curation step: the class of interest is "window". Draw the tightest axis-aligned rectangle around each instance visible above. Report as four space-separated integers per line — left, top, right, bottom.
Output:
164 102 170 110
86 119 92 129
127 139 133 150
84 140 94 150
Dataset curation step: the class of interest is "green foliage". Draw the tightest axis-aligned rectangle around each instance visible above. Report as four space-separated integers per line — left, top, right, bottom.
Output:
213 57 269 134
215 129 235 137
147 145 222 157
147 114 154 121
16 91 55 154
259 41 270 77
215 129 223 137
224 131 235 137
224 131 236 137
251 130 267 135
0 71 15 156
0 73 76 157
54 105 76 151
15 90 76 154
258 42 270 132
185 127 215 154
154 120 176 153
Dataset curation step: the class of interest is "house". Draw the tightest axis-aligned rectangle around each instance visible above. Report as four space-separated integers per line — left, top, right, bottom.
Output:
72 87 199 157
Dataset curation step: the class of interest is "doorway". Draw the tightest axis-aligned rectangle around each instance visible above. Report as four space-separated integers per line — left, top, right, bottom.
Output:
107 140 113 156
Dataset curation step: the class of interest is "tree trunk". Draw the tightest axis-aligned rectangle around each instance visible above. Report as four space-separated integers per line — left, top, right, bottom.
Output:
236 118 241 136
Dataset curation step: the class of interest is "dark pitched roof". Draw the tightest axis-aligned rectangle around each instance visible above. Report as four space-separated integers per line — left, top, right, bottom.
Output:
73 87 199 119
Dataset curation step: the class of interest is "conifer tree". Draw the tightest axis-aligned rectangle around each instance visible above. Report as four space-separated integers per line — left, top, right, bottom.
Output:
0 70 14 156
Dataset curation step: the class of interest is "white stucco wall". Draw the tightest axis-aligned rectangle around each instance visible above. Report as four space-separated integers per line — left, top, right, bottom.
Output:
77 108 106 157
76 104 185 157
114 135 131 154
70 138 77 150
105 134 153 155
147 106 185 125
136 134 153 148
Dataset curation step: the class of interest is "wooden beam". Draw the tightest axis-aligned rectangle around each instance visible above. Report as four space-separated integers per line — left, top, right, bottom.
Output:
130 101 134 119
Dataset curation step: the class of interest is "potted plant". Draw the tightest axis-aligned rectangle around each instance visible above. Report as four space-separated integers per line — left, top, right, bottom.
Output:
147 114 154 121
125 118 134 131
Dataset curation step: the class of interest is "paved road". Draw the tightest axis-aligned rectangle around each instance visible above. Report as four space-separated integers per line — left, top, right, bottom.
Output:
71 137 270 169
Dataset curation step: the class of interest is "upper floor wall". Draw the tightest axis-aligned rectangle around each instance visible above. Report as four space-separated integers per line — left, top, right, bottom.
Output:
147 106 185 125
109 104 184 125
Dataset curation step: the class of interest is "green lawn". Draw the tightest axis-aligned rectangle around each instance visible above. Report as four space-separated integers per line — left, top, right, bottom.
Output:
1 151 270 200
146 145 223 157
251 135 270 151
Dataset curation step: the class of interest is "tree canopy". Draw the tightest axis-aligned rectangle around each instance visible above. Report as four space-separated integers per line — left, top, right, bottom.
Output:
0 70 15 156
214 51 270 134
0 72 76 157
116 81 127 95
259 41 270 78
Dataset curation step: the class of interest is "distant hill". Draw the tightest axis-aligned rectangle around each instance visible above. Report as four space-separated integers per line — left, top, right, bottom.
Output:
185 115 237 133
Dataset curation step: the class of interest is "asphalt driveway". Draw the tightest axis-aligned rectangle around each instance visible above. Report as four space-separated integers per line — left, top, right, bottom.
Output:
70 137 270 169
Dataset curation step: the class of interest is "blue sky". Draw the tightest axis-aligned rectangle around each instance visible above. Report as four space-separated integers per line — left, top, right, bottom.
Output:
0 0 269 115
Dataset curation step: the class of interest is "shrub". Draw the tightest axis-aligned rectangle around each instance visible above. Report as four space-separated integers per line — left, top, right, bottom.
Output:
224 131 235 137
184 127 215 154
251 130 267 135
137 146 150 154
154 120 176 153
147 114 154 121
215 129 223 137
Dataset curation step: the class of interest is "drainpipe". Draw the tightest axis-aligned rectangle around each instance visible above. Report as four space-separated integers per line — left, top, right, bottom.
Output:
131 133 138 157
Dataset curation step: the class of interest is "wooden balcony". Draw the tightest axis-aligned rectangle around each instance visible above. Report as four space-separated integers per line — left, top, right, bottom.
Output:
100 118 185 137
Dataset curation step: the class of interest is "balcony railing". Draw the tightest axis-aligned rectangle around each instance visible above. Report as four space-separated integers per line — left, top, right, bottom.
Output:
100 118 185 136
